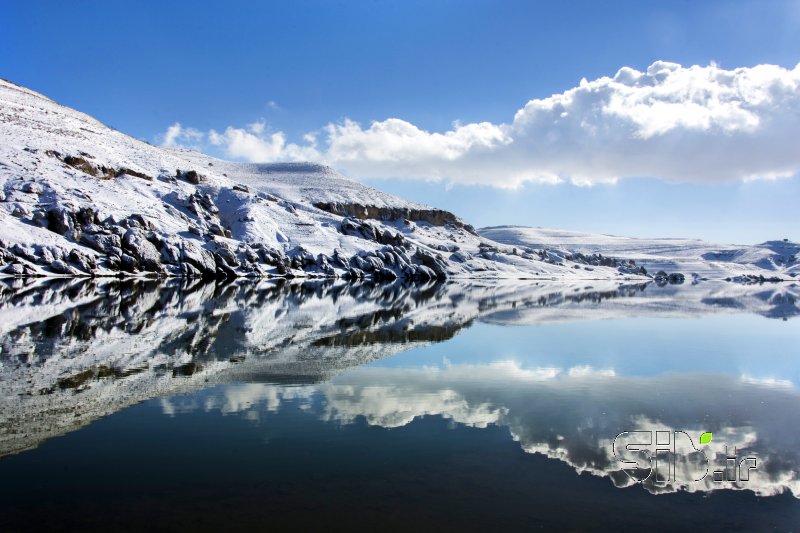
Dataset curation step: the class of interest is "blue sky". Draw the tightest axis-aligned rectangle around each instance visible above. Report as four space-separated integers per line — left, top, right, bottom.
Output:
3 0 799 243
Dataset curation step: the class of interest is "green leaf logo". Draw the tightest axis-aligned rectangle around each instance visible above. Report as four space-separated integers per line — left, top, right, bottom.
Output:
700 432 713 445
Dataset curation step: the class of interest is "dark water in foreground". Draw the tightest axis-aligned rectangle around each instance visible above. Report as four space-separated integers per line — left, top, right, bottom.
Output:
0 278 798 531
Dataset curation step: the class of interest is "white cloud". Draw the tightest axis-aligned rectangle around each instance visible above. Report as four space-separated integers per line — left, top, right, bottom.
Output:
158 61 800 187
247 120 266 134
159 122 204 149
207 124 319 162
162 123 182 147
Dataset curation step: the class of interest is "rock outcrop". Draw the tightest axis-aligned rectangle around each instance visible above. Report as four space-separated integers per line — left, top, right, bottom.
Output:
315 201 478 235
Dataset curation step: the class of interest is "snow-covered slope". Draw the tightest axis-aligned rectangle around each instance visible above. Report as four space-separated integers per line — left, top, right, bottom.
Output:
481 226 799 281
0 78 641 281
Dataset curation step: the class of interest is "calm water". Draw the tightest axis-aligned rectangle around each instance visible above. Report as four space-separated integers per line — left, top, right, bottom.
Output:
0 278 798 531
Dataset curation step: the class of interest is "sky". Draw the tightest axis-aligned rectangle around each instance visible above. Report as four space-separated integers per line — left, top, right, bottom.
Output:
2 0 799 243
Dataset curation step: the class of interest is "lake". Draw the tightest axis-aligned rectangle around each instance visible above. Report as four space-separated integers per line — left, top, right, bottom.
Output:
0 278 798 531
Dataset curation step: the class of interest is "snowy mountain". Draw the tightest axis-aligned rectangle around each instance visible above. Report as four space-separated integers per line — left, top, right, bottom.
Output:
481 226 799 282
0 78 643 282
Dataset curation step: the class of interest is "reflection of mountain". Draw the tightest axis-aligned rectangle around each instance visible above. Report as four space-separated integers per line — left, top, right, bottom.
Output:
0 278 461 456
179 364 800 499
0 278 798 458
475 280 800 324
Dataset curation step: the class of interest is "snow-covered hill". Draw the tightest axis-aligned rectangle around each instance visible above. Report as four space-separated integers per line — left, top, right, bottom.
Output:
481 226 799 282
0 78 642 282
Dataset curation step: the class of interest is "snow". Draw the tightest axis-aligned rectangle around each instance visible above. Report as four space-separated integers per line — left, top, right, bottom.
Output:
481 226 799 280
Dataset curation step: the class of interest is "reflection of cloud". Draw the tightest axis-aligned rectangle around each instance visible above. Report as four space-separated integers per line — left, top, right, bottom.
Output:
740 375 794 389
595 416 762 494
320 385 505 429
567 365 616 377
190 362 800 498
325 365 800 497
318 362 618 428
160 384 315 420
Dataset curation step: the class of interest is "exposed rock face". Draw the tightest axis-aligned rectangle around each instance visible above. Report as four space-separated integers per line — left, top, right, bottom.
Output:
339 217 408 247
81 232 122 257
63 155 115 179
62 153 154 181
177 169 204 184
116 167 153 181
315 202 478 235
179 240 217 278
121 229 162 273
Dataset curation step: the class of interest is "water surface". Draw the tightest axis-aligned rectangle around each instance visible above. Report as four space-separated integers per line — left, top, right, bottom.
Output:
0 278 798 531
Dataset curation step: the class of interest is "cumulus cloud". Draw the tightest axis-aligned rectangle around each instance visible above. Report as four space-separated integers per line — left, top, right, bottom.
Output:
158 61 800 187
159 122 204 149
207 122 319 162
